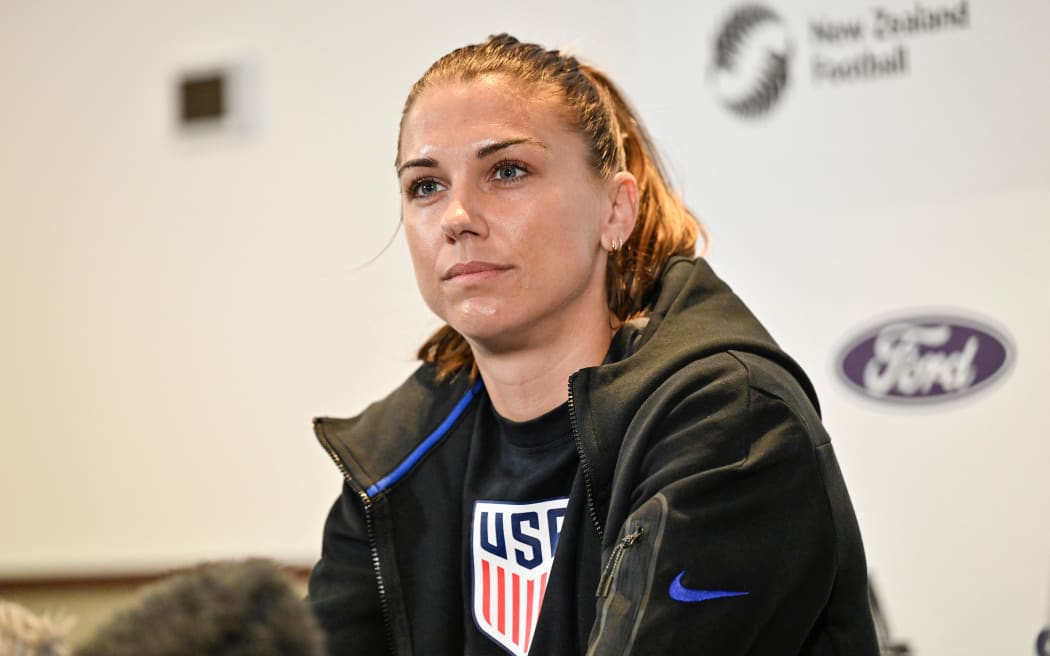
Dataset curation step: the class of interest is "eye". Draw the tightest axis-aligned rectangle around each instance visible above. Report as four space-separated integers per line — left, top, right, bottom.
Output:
491 160 528 183
407 177 445 199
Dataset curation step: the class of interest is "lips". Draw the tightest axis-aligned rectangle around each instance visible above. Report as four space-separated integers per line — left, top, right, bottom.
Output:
442 261 512 281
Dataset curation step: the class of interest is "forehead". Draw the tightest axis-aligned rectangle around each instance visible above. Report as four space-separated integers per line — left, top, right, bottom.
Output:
399 76 575 160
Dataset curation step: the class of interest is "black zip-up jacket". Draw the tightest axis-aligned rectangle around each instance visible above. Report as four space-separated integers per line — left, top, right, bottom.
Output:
309 257 879 655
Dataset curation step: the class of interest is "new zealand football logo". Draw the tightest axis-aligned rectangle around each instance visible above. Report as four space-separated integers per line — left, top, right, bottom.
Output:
710 4 793 117
472 498 567 656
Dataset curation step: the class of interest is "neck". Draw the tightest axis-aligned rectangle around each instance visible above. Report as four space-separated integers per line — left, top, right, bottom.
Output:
471 317 616 422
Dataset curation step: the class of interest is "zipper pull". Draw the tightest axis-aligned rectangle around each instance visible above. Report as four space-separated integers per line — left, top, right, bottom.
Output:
596 527 644 597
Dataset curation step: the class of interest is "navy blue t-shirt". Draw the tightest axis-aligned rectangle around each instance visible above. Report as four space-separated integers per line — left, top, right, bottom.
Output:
461 395 578 656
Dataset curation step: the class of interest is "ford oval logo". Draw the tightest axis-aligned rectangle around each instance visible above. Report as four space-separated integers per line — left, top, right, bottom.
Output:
838 314 1013 403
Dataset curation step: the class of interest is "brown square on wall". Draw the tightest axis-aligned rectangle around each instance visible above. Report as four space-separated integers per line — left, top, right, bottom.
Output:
179 74 225 123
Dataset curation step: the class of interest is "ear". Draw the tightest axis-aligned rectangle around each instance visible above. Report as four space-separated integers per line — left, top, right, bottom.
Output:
601 171 639 251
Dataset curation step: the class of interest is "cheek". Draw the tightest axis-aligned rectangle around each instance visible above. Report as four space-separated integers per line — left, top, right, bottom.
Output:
403 206 440 261
403 215 425 248
516 191 594 242
404 225 427 270
540 194 604 260
403 219 441 298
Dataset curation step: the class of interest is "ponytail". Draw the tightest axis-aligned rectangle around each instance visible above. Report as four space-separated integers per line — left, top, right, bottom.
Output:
579 64 705 319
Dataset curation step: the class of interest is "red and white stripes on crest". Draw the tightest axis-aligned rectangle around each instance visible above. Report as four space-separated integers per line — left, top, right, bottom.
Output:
477 558 550 655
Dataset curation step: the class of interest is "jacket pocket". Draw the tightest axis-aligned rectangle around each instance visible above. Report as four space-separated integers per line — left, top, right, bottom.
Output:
587 493 668 656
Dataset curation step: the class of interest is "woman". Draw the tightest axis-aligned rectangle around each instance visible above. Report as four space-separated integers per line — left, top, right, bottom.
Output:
309 34 879 656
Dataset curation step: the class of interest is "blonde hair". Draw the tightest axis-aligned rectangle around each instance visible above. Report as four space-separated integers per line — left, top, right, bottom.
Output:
398 34 706 380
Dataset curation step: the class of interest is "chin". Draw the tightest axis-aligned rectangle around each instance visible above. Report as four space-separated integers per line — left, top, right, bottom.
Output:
450 316 509 344
447 305 525 348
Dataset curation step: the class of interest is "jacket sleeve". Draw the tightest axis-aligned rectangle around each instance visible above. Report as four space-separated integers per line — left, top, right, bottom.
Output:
308 482 387 656
585 353 878 655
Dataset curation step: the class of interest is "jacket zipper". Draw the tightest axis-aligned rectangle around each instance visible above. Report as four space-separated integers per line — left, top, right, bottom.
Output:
568 372 604 541
596 527 644 597
315 422 396 654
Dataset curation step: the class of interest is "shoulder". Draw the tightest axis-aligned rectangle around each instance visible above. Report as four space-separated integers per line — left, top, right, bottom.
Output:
649 349 826 455
600 348 838 551
641 348 816 420
621 349 828 495
726 350 828 446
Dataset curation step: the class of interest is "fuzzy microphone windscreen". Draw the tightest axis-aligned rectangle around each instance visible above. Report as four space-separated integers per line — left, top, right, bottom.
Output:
74 559 325 656
0 600 72 656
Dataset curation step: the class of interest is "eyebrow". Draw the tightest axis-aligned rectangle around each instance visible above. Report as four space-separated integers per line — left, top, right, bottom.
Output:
396 157 437 177
396 138 549 177
476 137 548 159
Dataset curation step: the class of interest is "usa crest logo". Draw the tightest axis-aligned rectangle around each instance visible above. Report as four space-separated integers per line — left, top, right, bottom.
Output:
472 498 568 656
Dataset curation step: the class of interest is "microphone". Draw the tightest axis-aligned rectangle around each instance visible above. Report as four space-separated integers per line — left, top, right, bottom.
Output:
75 559 325 656
0 600 72 656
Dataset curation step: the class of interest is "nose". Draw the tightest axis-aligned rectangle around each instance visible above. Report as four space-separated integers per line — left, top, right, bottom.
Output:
439 189 487 242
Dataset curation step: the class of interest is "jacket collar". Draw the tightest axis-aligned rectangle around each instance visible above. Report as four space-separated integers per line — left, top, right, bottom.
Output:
314 364 478 498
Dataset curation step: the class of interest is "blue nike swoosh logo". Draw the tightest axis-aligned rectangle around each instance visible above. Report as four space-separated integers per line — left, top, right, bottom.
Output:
669 571 749 603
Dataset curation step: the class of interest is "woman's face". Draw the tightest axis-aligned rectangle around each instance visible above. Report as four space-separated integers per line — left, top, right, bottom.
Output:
398 76 627 352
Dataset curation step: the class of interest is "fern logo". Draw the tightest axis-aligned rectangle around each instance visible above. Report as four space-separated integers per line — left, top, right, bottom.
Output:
711 5 793 117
